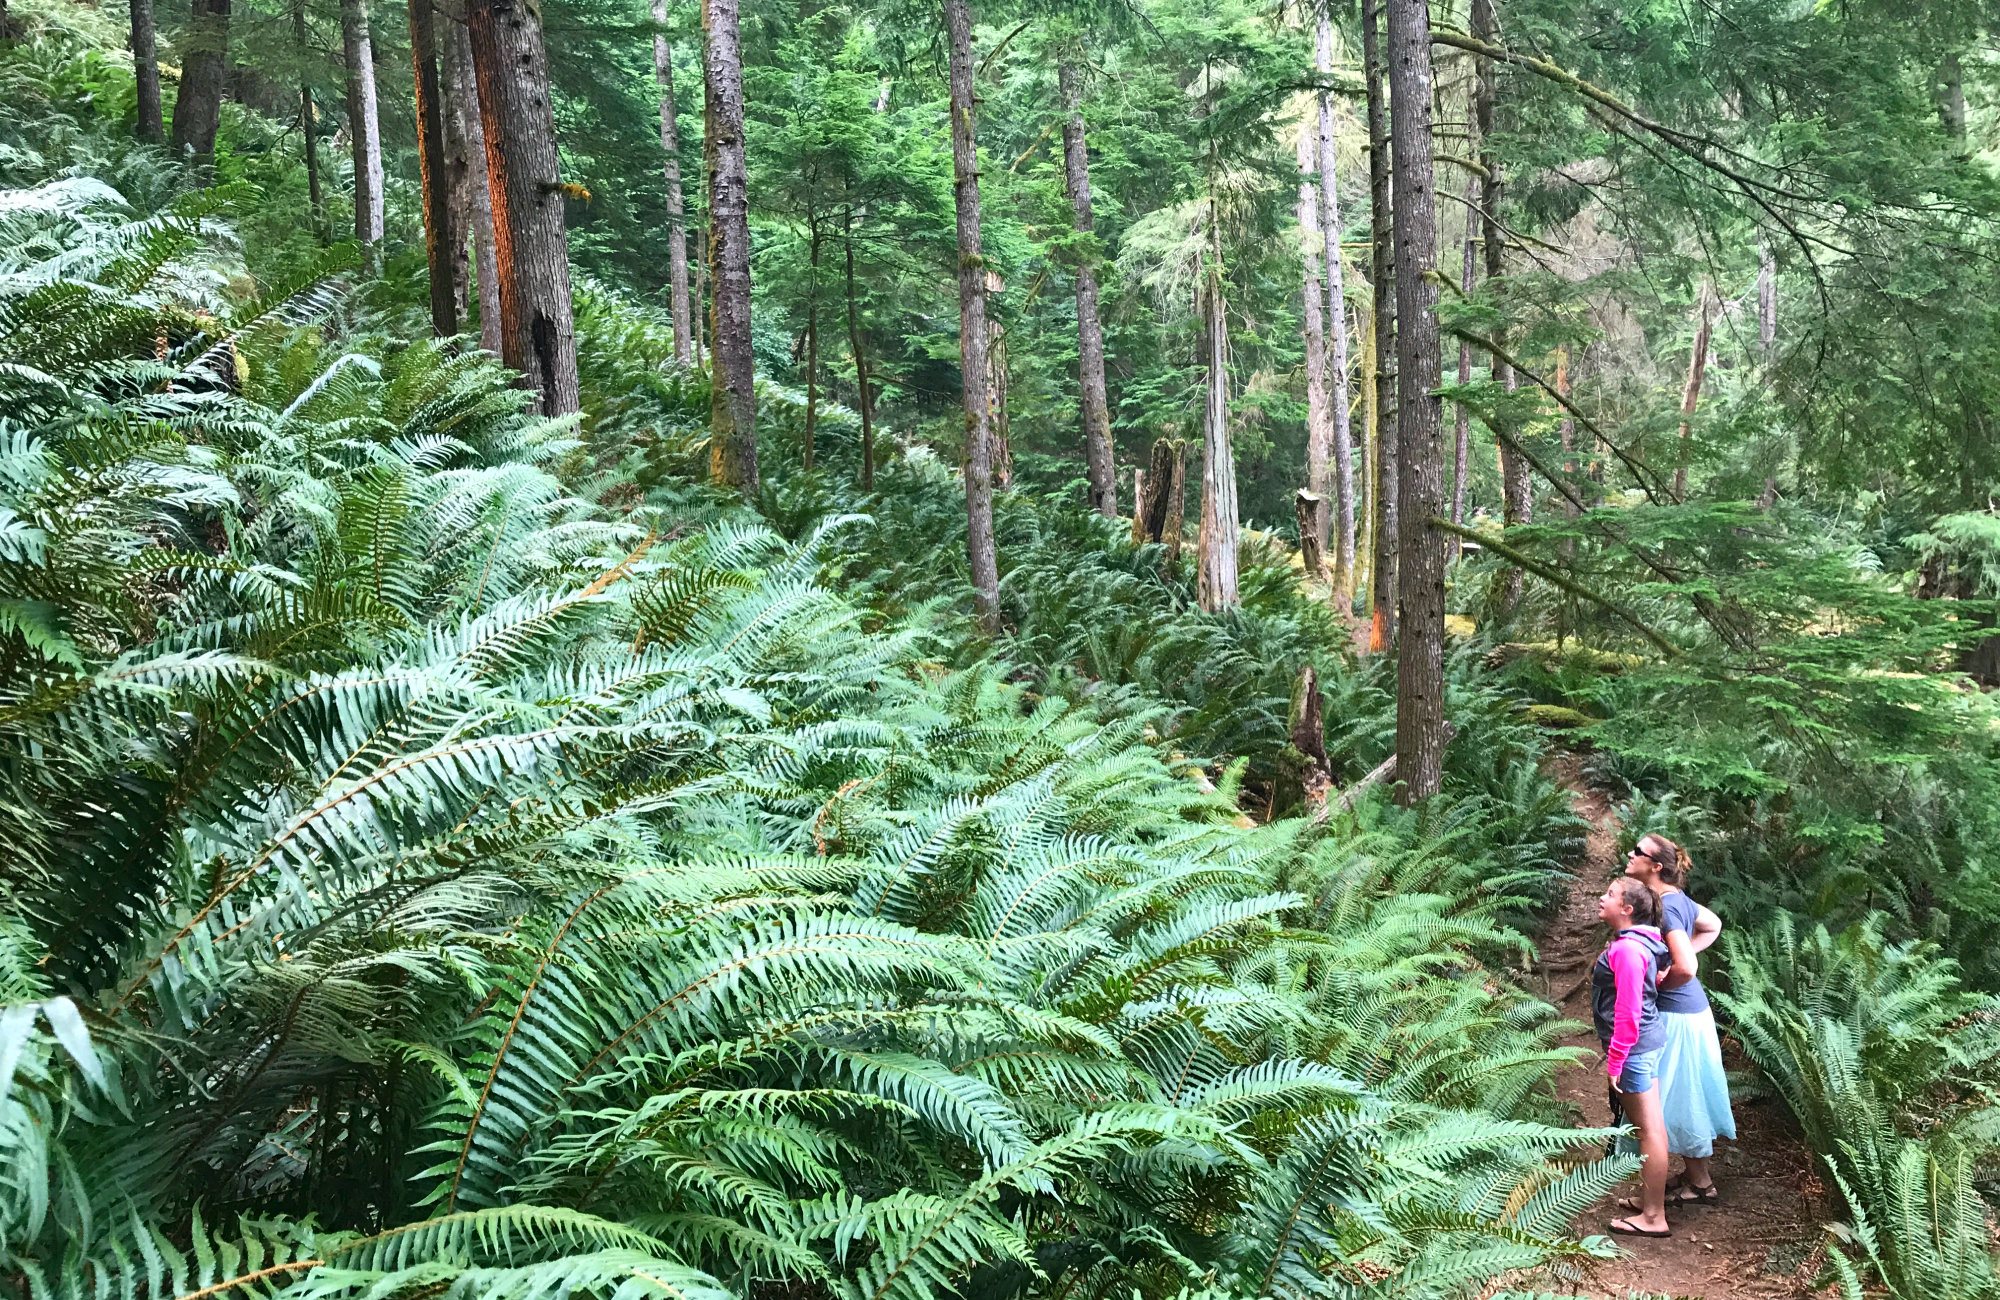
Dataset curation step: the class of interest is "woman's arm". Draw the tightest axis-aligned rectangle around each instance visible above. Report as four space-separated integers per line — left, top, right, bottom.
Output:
1689 904 1722 955
1661 928 1698 988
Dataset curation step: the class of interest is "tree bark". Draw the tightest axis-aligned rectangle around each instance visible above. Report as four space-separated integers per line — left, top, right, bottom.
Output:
292 0 324 238
1059 58 1118 518
131 0 164 143
1297 127 1334 580
1387 0 1447 803
1196 266 1240 612
1448 169 1475 559
1315 11 1356 600
944 0 1000 630
466 0 582 415
703 0 758 488
843 207 876 489
442 2 501 353
1473 0 1528 612
170 0 230 167
1362 0 1397 652
1672 284 1713 500
652 0 694 364
341 0 386 251
409 0 457 337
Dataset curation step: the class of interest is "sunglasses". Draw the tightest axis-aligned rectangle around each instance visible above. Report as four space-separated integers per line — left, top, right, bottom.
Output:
1627 845 1663 865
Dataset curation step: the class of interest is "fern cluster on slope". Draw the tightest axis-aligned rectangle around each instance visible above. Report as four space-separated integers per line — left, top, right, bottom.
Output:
0 179 1626 1300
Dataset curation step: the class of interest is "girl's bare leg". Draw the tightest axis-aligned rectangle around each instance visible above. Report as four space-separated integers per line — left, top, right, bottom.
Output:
1617 1085 1671 1232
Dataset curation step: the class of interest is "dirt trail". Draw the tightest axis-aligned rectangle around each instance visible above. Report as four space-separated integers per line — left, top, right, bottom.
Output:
1529 754 1827 1299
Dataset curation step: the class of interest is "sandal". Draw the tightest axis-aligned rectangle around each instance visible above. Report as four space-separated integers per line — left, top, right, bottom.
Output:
1609 1216 1672 1239
1669 1180 1719 1205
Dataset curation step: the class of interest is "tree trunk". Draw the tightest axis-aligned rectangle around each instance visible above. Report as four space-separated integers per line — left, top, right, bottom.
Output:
466 0 582 415
442 3 501 353
843 208 876 489
1757 237 1776 358
1472 0 1527 611
652 0 693 364
1297 127 1334 580
1358 293 1376 604
1672 285 1714 500
1134 438 1184 548
1362 0 1397 653
1448 168 1475 559
131 0 164 142
1162 439 1188 564
292 0 324 237
944 0 1000 630
1386 0 1447 804
803 217 822 471
694 225 707 366
1940 51 1967 144
989 312 1013 490
1196 267 1240 612
1059 58 1118 517
1315 10 1356 600
1556 344 1577 506
703 0 757 488
341 0 386 251
1555 342 1577 621
170 0 230 167
1296 490 1329 582
409 0 457 337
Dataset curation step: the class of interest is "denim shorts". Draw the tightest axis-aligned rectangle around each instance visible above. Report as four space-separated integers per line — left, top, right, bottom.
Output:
1616 1047 1662 1095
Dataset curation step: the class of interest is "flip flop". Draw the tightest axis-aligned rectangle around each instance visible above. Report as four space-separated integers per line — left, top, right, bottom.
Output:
1669 1181 1720 1205
1609 1216 1672 1239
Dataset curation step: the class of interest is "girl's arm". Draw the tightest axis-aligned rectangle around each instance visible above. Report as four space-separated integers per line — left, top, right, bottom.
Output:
1604 939 1648 1082
1690 904 1722 955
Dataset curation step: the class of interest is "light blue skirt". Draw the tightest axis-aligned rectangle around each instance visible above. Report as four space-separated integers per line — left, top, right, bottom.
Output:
1657 1007 1736 1158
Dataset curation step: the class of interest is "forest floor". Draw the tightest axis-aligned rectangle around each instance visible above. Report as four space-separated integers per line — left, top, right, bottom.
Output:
1524 755 1830 1299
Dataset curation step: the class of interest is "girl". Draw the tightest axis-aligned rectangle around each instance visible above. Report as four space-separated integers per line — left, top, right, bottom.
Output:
1625 833 1735 1204
1594 876 1673 1237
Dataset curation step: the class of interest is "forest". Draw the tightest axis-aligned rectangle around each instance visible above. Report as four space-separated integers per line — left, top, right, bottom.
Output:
2 0 2000 1295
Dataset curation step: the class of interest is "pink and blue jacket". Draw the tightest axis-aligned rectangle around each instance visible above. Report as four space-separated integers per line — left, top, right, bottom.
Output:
1590 925 1669 1081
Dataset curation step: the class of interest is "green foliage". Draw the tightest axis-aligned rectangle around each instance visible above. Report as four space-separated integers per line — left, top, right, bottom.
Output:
1720 918 2000 1300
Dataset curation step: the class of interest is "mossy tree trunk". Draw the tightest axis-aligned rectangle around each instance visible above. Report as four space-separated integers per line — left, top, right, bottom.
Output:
466 0 581 415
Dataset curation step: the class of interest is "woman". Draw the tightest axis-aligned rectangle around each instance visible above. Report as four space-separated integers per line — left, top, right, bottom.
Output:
1593 876 1673 1238
1626 833 1735 1204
